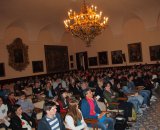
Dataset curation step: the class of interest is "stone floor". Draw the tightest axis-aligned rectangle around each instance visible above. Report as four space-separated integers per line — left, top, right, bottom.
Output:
129 94 160 130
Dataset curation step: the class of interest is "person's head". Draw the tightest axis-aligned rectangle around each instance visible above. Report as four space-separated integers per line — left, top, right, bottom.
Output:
97 78 103 87
46 82 52 89
43 101 57 116
8 92 15 99
68 98 79 110
80 80 88 90
83 88 93 99
13 104 22 116
59 89 68 99
104 82 111 91
90 76 95 81
128 74 134 81
35 82 40 88
19 91 26 100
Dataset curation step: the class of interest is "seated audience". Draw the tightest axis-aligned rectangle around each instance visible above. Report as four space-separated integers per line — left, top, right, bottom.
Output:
65 98 88 130
38 101 65 130
81 88 114 130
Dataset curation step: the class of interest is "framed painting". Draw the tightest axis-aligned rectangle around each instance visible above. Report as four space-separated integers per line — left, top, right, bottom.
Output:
128 42 143 62
111 50 123 64
88 57 98 66
0 63 5 77
44 45 69 73
98 51 108 65
7 38 29 71
32 61 44 73
149 45 160 61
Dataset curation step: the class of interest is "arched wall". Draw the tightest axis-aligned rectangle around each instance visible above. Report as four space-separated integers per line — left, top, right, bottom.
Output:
1 12 160 80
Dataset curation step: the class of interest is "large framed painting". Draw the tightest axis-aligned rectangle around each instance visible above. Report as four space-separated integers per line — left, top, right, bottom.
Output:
0 63 5 77
128 42 143 62
98 51 108 65
111 50 123 64
44 45 69 73
88 57 98 66
7 38 29 71
32 61 44 73
149 45 160 61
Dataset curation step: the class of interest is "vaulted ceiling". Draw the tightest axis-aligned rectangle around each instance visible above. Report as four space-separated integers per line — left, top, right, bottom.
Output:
0 0 160 36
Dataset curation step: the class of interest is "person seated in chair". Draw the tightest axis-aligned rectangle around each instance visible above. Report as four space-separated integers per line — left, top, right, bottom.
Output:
81 88 115 130
0 97 10 130
10 104 33 130
38 101 65 130
103 82 133 122
65 98 88 130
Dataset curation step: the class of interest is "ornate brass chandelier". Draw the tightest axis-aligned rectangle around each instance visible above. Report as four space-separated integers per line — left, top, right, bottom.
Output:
64 0 109 47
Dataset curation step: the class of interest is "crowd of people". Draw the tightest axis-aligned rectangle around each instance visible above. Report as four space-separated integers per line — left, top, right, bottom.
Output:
0 64 159 130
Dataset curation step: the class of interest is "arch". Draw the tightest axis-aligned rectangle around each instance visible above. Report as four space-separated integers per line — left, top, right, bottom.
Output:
4 20 28 42
122 13 143 29
6 20 27 31
37 24 55 43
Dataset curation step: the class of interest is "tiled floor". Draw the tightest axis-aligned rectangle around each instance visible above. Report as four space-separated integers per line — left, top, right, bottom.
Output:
129 94 160 130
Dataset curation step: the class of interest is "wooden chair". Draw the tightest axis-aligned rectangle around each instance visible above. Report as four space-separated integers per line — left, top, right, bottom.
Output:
104 99 124 116
84 118 99 130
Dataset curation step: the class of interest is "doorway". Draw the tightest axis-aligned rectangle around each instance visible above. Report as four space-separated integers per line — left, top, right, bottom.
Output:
76 51 88 70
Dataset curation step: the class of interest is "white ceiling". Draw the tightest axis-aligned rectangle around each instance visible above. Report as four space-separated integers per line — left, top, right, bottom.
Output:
0 0 160 35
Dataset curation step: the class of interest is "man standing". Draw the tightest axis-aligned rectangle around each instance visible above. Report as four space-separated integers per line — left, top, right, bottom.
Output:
38 101 65 130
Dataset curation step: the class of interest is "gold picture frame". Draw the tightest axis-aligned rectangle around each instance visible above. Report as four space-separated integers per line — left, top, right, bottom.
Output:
7 38 29 71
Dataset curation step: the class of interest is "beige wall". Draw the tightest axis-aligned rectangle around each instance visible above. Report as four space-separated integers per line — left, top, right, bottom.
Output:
0 13 160 80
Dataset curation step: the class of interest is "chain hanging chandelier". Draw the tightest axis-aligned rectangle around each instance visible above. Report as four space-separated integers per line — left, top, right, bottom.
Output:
64 0 109 47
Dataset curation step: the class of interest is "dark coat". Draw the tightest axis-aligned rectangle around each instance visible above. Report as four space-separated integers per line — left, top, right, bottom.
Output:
10 113 32 130
44 88 56 98
38 113 65 130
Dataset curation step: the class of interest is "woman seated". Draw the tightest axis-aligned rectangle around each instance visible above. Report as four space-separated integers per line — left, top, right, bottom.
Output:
10 104 33 130
0 97 10 130
65 98 88 130
57 90 69 113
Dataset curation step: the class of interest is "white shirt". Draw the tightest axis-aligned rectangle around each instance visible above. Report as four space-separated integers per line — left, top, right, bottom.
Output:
65 109 88 130
0 104 8 119
20 115 32 130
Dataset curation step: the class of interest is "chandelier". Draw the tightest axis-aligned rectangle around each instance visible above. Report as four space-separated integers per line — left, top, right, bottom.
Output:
64 0 109 47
